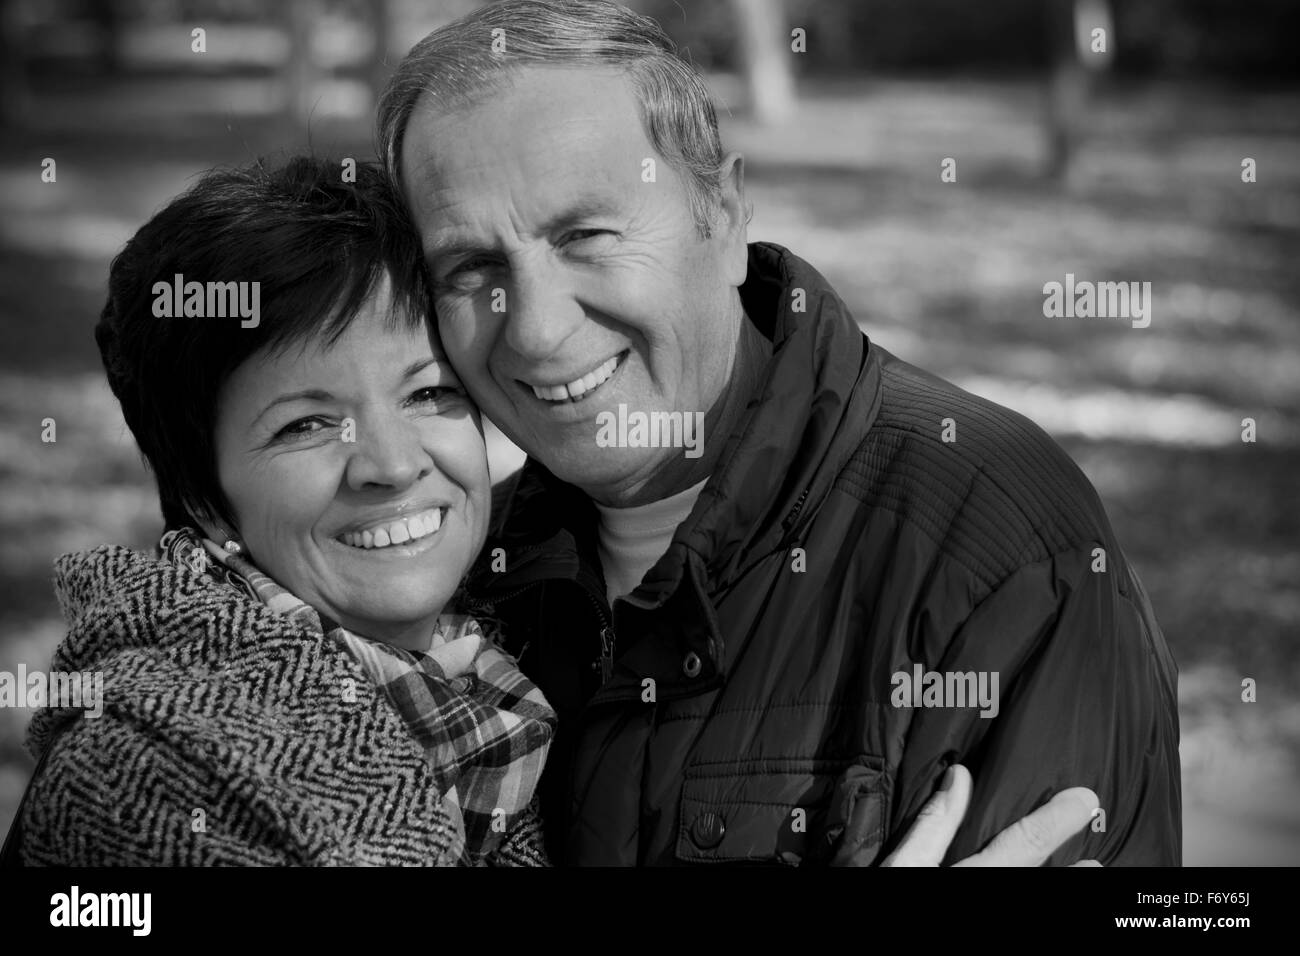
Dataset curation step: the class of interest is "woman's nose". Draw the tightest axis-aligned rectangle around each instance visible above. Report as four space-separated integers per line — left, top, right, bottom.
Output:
344 412 435 492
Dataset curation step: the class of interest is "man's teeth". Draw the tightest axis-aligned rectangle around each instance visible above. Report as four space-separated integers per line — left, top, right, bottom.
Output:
530 354 620 402
340 507 443 549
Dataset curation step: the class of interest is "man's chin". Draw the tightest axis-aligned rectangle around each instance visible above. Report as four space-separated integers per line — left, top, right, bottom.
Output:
540 445 678 502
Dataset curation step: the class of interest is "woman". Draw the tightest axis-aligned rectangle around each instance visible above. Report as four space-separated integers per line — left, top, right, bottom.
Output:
6 156 554 866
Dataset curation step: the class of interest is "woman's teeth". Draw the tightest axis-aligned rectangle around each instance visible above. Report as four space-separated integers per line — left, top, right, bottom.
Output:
530 354 621 403
340 507 443 549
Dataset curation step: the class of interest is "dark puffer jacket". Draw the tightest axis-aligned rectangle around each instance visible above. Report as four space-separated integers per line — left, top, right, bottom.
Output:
471 242 1181 866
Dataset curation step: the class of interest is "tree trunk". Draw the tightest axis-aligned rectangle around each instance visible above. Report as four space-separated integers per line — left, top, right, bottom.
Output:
1045 0 1114 184
731 0 796 125
282 0 322 140
0 0 30 128
366 0 393 113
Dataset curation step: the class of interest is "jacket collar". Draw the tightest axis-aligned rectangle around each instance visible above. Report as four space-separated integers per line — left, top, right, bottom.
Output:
660 241 879 592
475 243 881 676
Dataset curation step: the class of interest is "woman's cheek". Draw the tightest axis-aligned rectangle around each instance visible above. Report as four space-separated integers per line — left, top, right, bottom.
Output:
440 417 491 534
247 448 342 548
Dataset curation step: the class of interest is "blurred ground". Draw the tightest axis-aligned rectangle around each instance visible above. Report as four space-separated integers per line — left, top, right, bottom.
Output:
2 74 1298 864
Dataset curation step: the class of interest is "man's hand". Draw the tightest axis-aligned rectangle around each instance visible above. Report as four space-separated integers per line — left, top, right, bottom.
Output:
880 765 1101 866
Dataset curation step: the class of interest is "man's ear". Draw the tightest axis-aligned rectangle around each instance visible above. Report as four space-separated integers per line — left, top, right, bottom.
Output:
714 151 749 288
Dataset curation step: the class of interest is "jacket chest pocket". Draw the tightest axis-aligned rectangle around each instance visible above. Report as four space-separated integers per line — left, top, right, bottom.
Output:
674 756 889 866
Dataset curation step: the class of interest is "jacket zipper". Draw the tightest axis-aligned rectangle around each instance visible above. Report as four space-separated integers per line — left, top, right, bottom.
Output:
598 625 616 685
783 486 811 531
491 577 617 687
583 589 617 686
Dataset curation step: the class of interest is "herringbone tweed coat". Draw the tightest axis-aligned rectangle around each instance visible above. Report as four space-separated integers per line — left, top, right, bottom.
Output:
18 544 543 866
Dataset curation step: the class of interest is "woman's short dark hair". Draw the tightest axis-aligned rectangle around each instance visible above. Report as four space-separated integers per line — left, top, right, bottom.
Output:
95 155 432 531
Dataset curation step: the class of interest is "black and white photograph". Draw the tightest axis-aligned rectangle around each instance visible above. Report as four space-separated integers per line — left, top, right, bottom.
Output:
0 0 1295 930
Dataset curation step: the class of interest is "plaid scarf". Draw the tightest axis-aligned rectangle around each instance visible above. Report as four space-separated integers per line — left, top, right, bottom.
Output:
160 527 555 864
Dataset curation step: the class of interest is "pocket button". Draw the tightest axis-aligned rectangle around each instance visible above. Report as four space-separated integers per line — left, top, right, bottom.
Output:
682 651 702 678
690 811 726 849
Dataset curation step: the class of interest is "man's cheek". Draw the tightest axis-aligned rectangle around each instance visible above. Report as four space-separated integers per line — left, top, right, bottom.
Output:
584 257 672 307
436 294 482 336
437 316 488 382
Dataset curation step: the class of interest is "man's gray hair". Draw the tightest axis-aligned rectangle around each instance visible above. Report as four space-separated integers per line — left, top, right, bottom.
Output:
377 0 728 235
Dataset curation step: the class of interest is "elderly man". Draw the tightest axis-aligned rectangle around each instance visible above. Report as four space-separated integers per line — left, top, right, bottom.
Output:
378 0 1181 866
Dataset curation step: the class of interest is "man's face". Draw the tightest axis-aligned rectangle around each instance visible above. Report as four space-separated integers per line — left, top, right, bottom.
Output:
400 66 747 501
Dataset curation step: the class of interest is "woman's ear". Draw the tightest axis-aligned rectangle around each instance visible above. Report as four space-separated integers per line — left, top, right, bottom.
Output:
188 502 234 547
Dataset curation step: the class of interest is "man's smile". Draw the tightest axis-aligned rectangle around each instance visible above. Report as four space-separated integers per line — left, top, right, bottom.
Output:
517 350 630 408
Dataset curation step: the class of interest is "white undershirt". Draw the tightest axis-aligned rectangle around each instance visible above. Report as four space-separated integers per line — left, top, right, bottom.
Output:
595 477 710 605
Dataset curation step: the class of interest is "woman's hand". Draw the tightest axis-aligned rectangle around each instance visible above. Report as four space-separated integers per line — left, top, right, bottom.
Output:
881 765 1102 866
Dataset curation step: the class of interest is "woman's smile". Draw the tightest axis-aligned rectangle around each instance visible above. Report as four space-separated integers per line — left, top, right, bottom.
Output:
333 503 449 550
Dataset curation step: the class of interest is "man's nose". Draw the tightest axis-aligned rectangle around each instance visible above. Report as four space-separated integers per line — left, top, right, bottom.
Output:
344 412 434 492
500 259 585 362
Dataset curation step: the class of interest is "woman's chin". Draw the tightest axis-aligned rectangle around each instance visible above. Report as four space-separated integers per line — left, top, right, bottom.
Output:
333 593 455 645
312 548 465 640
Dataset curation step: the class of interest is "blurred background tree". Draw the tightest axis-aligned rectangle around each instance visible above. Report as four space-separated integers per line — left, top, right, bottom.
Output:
3 0 1297 134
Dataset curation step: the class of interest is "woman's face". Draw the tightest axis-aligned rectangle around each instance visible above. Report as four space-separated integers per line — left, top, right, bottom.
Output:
210 280 489 651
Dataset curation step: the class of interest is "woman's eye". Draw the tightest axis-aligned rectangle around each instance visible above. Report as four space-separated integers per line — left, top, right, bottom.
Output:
409 385 463 406
275 417 331 442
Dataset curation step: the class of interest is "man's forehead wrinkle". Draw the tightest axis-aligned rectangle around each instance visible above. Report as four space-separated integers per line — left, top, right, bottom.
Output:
404 77 652 187
423 69 646 151
401 91 508 195
405 77 510 136
404 71 665 263
425 184 635 259
408 148 513 243
403 141 446 192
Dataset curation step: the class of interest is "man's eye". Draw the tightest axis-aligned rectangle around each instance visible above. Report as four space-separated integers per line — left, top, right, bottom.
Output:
456 256 493 272
445 256 497 281
565 229 613 247
436 258 497 295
